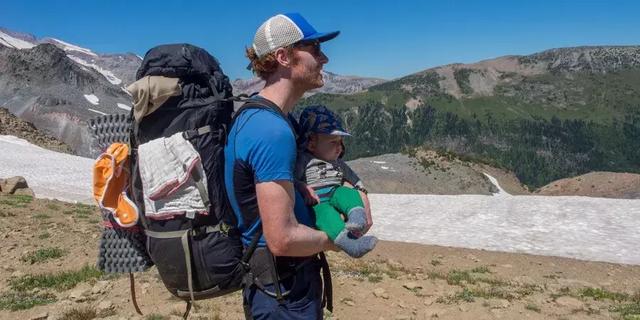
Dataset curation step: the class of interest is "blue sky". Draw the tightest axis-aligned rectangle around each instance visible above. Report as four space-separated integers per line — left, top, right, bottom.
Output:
3 0 640 80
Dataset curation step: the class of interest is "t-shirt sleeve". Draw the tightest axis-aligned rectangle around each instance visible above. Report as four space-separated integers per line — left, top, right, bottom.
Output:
337 159 363 187
238 111 297 183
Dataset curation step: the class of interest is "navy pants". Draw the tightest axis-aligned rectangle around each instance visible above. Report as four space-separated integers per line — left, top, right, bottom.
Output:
243 260 323 320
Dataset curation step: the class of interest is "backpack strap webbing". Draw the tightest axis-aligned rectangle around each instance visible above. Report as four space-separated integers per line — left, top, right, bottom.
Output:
231 97 298 138
319 252 333 312
129 273 143 315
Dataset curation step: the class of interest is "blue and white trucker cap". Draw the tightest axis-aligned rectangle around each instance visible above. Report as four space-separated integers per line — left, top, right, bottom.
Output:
252 13 340 58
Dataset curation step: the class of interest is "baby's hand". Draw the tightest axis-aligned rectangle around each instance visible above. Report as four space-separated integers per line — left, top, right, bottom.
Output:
296 181 320 205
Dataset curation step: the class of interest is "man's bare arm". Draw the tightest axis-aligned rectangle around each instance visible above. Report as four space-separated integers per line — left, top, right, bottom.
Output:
256 180 336 256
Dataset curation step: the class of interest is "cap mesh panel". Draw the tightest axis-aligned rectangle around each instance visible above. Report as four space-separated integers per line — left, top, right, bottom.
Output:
253 15 302 57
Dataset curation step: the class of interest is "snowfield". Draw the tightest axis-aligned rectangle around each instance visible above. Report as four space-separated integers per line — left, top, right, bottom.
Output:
49 38 97 57
68 55 123 85
83 94 100 105
0 30 35 49
1 135 638 265
116 103 131 111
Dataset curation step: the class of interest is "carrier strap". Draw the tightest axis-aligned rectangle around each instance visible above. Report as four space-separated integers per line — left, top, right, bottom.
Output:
319 252 333 312
129 273 143 315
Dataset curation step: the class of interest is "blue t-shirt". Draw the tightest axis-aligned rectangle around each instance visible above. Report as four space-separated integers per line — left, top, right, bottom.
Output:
224 104 314 246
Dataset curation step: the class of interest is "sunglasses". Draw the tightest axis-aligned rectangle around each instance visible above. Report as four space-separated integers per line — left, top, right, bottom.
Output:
292 40 322 57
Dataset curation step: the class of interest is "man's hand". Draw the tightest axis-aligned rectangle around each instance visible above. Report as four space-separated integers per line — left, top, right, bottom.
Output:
257 180 333 257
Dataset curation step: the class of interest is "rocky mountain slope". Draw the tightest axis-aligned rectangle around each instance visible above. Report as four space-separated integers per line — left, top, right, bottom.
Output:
0 27 386 157
0 43 132 156
233 70 386 96
0 28 140 156
346 152 502 195
0 108 71 154
536 171 640 199
347 150 640 198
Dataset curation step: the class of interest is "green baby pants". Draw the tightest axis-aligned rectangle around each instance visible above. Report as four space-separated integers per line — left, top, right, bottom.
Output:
313 186 364 241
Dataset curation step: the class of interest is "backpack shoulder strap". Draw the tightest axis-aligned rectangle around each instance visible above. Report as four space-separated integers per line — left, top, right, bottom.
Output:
231 97 297 137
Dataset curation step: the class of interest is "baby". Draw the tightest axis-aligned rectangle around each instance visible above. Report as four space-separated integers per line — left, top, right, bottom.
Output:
295 105 377 258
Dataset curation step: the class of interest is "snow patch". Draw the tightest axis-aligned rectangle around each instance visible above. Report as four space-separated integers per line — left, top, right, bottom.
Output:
49 38 97 56
68 55 122 85
369 193 640 265
483 172 509 196
1 136 639 265
88 108 107 115
117 103 131 111
372 161 387 164
381 166 389 170
0 135 94 203
84 94 99 105
0 31 35 49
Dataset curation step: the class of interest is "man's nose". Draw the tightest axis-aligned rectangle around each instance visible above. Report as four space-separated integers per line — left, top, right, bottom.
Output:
319 51 329 64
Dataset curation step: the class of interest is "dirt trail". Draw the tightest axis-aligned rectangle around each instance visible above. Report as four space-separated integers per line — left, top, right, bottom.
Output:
1 195 639 320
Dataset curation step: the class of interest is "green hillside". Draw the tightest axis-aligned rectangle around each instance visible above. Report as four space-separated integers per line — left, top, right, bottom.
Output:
298 46 640 188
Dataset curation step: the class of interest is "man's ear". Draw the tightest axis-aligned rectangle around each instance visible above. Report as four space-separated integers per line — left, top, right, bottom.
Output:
274 47 291 67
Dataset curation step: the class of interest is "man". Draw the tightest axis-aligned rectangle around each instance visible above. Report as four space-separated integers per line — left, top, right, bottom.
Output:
224 13 372 319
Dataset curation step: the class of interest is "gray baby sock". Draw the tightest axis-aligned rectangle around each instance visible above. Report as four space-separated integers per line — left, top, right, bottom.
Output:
334 229 378 258
345 207 367 233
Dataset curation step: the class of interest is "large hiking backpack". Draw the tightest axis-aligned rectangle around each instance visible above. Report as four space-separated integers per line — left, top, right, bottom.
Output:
128 43 252 303
91 44 261 318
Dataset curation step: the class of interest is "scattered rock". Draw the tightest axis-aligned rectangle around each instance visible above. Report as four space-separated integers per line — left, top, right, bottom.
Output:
373 287 389 299
466 254 480 262
426 308 446 317
0 176 34 196
402 281 422 290
341 298 355 306
423 297 436 306
92 281 110 294
555 296 584 309
68 283 91 302
387 259 403 270
490 299 510 309
29 312 48 320
96 300 115 317
11 270 24 278
586 304 600 314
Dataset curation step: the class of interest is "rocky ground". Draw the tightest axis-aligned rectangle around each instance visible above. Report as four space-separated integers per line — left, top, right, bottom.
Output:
348 150 640 199
0 108 72 154
536 172 640 199
1 194 639 320
346 151 501 195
